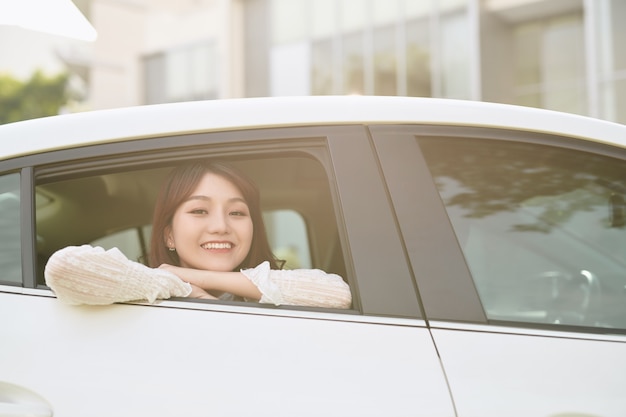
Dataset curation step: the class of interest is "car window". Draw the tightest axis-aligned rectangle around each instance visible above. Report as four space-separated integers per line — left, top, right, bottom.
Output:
0 173 21 284
263 209 311 269
91 225 152 264
35 154 347 303
419 137 626 330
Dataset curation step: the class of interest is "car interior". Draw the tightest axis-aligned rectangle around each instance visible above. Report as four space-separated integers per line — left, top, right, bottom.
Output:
34 154 348 292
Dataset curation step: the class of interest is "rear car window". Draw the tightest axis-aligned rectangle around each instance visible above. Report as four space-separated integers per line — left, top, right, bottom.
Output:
419 137 626 330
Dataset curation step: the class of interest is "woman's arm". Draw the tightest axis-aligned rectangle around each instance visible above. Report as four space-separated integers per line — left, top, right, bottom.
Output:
161 262 352 309
45 245 193 305
241 262 352 309
45 245 351 309
158 264 262 301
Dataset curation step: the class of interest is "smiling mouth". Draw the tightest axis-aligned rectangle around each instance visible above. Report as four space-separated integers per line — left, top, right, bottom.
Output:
201 242 233 249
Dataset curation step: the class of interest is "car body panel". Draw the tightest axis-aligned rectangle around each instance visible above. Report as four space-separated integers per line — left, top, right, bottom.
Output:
1 96 625 161
1 291 455 417
431 322 626 417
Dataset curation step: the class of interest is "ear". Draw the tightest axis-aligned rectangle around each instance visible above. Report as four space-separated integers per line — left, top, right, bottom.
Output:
164 225 174 248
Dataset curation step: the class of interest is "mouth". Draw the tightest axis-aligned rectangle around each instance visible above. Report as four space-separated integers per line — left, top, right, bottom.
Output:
201 242 233 250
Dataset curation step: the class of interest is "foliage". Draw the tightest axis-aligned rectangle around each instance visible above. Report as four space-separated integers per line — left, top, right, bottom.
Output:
0 71 70 125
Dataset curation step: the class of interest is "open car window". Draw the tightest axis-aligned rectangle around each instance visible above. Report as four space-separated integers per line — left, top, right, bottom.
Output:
35 154 347 299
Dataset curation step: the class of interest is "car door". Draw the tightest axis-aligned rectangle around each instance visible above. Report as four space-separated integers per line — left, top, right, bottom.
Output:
0 124 455 417
372 125 626 417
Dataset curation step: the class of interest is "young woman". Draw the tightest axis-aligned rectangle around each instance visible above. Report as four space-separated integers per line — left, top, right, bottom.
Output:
45 160 352 309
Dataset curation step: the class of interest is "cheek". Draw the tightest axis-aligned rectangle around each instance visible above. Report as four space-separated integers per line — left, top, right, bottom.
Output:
170 214 194 242
240 219 254 247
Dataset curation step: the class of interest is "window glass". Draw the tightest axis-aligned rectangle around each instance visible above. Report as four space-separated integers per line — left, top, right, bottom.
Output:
0 173 21 284
406 16 431 97
342 32 364 95
91 225 152 264
263 209 311 269
419 137 626 330
513 13 586 115
439 9 471 99
312 39 333 95
144 42 217 105
373 25 397 96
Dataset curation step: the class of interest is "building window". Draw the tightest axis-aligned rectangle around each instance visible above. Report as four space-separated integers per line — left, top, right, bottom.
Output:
513 13 586 115
250 0 472 99
592 0 626 124
144 42 217 105
406 15 431 97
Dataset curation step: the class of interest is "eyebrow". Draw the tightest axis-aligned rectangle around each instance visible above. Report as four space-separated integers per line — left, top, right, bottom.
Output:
185 195 248 205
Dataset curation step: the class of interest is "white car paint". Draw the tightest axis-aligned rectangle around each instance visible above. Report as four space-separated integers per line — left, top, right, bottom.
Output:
1 96 625 160
1 292 455 417
431 322 626 417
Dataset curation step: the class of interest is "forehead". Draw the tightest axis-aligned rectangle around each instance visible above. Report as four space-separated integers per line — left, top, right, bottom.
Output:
189 172 244 199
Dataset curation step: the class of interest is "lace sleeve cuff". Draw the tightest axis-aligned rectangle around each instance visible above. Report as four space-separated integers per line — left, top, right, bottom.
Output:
240 261 352 309
45 245 192 305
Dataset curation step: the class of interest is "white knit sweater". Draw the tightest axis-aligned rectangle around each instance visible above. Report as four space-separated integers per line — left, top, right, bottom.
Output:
44 245 352 309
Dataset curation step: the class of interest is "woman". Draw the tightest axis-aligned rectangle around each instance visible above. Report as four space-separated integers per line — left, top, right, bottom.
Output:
45 160 352 309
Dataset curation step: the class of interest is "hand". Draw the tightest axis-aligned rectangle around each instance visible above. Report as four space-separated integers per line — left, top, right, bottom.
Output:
188 283 217 300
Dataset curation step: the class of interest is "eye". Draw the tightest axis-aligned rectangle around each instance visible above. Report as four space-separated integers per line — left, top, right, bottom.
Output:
229 210 248 217
188 208 208 215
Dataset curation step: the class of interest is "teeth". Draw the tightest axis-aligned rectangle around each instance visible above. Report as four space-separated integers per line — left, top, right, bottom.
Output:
202 242 232 249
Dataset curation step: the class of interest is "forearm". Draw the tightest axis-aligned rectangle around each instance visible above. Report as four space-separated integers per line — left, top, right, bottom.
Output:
160 265 262 301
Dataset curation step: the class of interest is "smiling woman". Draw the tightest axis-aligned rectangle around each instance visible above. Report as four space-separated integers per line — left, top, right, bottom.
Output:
44 159 352 309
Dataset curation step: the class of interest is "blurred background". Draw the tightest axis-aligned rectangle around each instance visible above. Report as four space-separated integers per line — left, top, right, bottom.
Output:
0 0 624 125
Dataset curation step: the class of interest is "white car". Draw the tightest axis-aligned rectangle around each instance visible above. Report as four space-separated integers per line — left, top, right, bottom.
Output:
1 96 626 417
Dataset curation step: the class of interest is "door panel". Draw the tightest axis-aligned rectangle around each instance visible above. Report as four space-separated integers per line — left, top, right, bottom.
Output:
432 324 626 417
1 291 455 417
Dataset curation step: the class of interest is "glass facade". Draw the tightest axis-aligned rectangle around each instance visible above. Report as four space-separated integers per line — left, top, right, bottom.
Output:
116 0 626 124
513 13 586 115
144 42 217 105
251 0 474 99
590 0 626 123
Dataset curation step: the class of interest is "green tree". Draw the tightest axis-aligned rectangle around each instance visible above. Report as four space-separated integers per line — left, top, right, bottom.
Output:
0 71 70 125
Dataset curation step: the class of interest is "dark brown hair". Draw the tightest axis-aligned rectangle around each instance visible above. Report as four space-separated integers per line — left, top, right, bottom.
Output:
149 160 281 270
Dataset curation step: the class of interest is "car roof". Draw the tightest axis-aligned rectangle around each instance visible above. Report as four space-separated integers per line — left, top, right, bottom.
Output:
1 96 625 160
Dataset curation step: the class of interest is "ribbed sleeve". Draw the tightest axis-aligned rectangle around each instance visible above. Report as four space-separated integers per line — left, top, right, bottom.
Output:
44 245 192 305
241 261 352 309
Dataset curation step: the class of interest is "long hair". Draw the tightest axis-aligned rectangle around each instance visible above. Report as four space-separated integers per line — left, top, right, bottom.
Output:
149 160 281 270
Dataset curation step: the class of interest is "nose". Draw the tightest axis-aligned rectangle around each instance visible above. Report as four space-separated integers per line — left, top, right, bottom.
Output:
206 209 229 234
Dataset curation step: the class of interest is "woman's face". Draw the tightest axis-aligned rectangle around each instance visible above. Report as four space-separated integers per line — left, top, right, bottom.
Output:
166 172 253 271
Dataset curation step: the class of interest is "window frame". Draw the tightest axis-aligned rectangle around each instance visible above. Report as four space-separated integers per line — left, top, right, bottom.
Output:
1 124 425 319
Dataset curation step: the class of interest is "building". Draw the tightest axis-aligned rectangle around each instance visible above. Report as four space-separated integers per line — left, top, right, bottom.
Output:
54 0 626 124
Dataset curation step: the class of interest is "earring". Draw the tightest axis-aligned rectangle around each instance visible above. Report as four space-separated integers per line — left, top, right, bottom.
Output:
168 246 175 252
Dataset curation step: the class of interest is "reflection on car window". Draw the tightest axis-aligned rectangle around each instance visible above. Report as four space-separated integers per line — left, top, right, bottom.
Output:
0 173 21 284
419 137 626 330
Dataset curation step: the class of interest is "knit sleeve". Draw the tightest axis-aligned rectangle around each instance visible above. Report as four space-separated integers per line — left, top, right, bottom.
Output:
240 261 352 309
44 245 192 305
